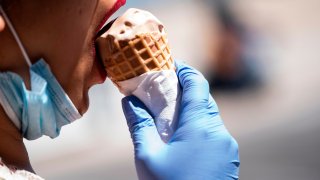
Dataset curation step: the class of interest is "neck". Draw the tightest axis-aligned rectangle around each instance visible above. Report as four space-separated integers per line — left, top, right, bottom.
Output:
0 105 34 173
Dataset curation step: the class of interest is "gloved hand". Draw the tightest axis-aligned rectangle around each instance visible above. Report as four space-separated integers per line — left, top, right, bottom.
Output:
122 62 240 180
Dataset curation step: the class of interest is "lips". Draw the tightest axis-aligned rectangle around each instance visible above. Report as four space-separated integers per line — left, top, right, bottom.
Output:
97 0 126 33
93 0 126 83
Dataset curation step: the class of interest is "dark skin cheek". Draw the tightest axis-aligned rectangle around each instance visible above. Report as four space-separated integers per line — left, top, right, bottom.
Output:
23 1 99 113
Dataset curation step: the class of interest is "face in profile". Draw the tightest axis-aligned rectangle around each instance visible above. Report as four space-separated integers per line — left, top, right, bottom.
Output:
0 0 126 114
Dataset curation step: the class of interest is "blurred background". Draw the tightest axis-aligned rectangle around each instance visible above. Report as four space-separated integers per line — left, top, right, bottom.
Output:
25 0 320 179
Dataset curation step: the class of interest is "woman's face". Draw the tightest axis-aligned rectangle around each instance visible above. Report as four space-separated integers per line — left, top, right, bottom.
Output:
0 0 126 114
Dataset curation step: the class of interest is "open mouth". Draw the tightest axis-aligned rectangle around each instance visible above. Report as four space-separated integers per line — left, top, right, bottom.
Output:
92 0 125 83
96 18 117 39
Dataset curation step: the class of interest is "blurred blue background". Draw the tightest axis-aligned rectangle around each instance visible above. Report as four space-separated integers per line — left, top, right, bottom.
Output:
25 0 320 179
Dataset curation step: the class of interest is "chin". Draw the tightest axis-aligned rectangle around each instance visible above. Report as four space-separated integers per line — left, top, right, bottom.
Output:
78 91 90 115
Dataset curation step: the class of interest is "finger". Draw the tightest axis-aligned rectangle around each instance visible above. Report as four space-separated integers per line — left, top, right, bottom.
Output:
208 95 219 115
121 96 164 156
175 61 210 112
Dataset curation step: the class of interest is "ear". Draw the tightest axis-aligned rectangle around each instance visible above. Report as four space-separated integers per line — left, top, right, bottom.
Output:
0 15 5 32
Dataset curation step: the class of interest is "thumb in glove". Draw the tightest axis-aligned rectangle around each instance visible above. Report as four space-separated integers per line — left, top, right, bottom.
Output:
122 95 165 179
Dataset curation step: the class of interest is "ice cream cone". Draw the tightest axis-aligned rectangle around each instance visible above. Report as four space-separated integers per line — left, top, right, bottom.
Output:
96 8 174 82
101 32 174 82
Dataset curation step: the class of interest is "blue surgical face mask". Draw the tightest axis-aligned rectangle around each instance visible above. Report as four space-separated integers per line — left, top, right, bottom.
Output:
0 6 82 140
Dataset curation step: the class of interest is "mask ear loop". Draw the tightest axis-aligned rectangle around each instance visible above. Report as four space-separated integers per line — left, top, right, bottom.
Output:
0 5 32 67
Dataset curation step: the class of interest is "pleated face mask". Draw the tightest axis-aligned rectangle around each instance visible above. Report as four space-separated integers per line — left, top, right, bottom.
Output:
0 5 81 140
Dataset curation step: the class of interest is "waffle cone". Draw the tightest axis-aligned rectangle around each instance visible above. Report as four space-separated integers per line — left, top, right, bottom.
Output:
99 32 174 82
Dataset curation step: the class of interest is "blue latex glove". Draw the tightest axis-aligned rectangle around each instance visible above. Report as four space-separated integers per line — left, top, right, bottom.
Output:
122 62 240 180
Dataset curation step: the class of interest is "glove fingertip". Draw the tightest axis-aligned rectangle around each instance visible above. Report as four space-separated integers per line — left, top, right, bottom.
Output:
176 64 208 92
175 61 203 80
121 95 136 109
121 95 153 125
122 95 144 117
121 96 133 116
174 59 183 69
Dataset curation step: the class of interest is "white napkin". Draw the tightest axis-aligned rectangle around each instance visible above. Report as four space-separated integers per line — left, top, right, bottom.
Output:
117 70 181 142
